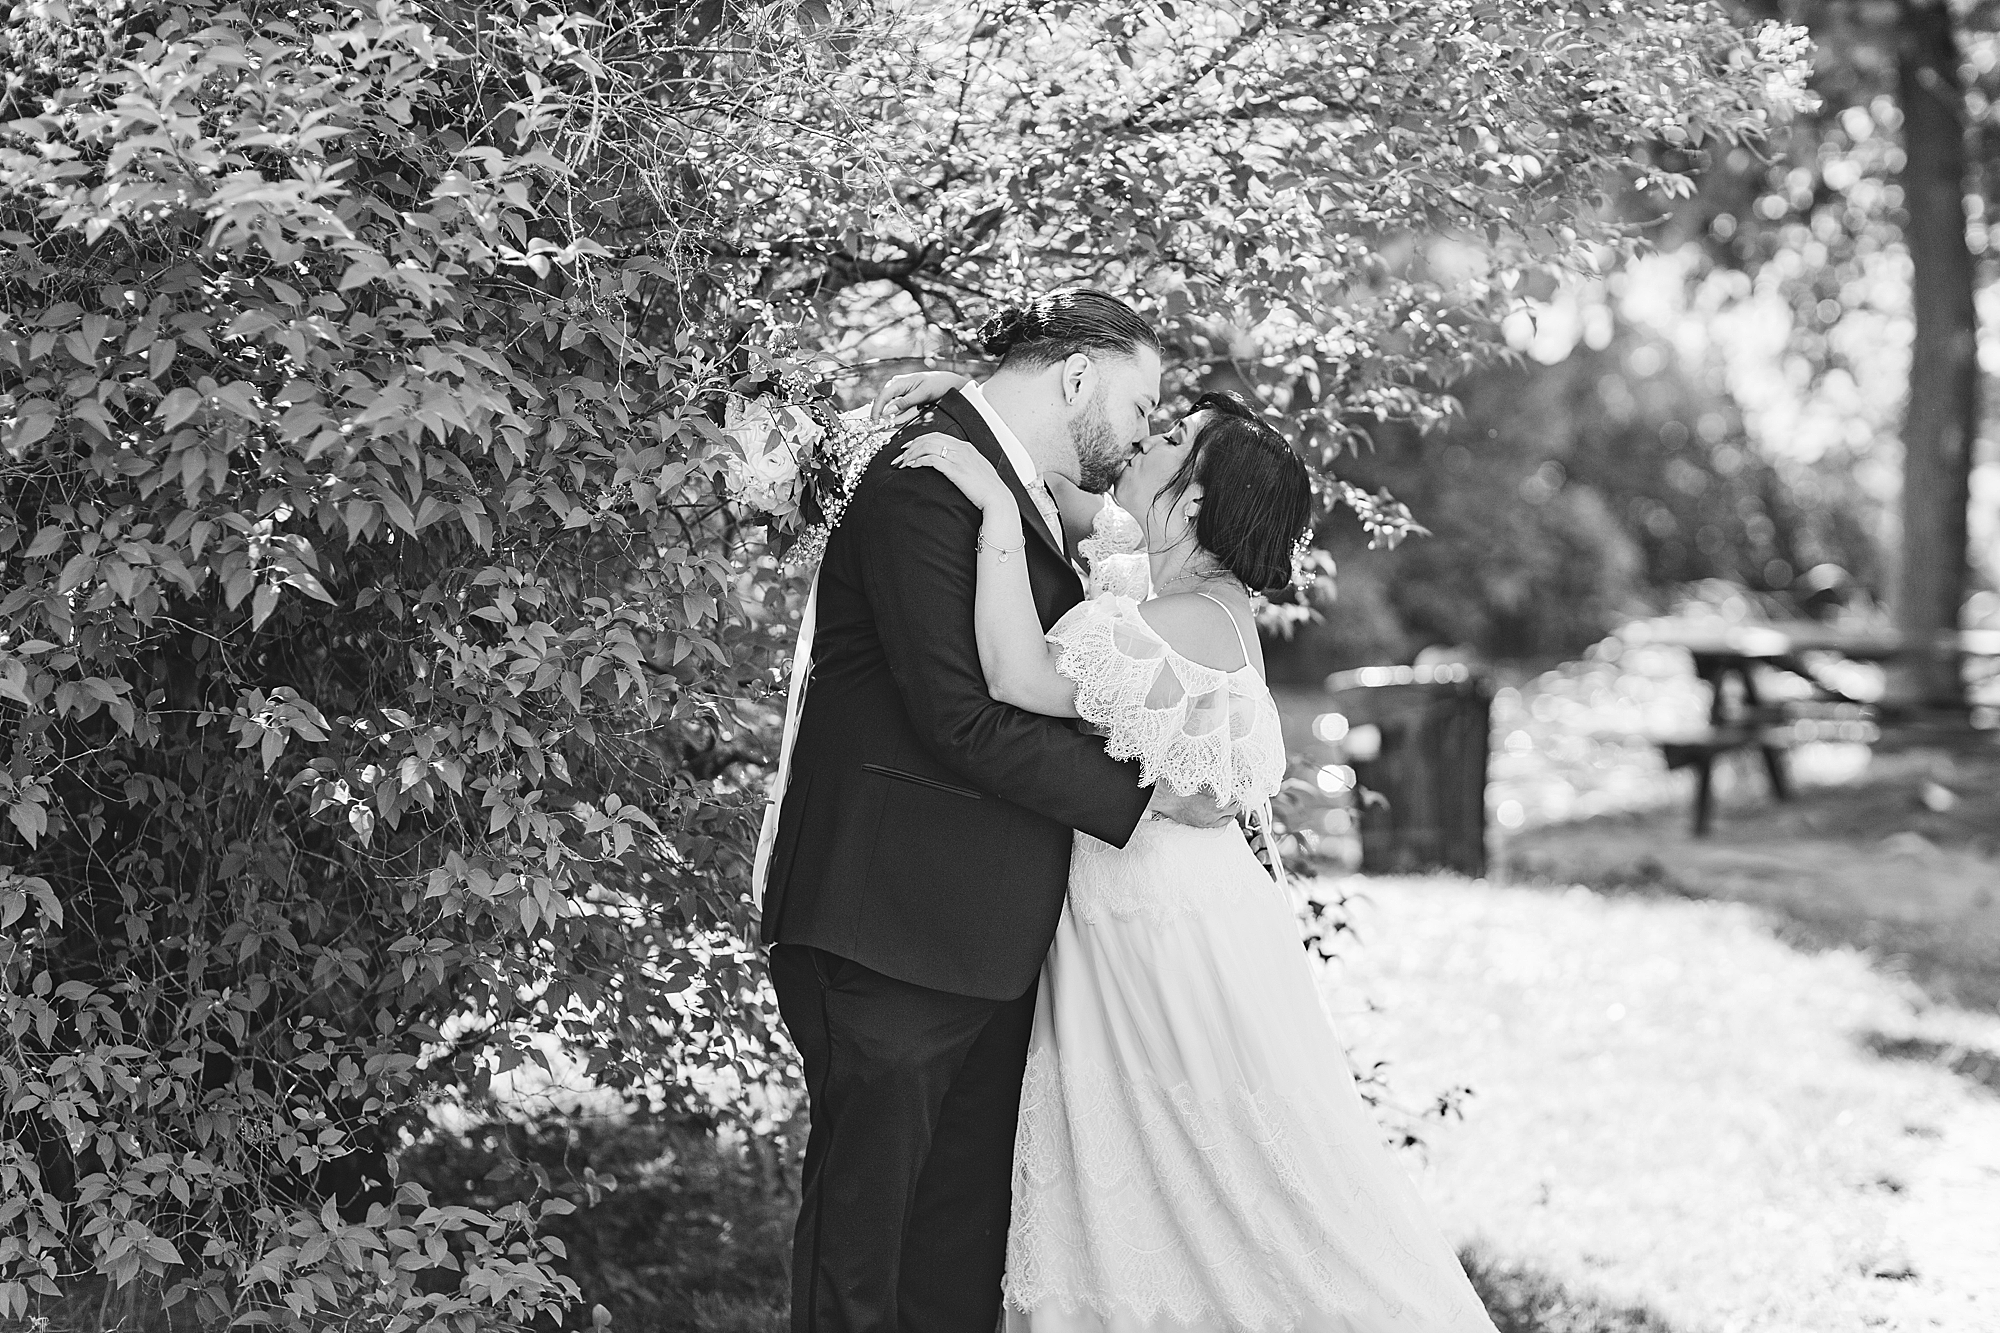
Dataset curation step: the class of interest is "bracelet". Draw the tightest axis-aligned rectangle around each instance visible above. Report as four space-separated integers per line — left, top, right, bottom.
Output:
977 529 1026 563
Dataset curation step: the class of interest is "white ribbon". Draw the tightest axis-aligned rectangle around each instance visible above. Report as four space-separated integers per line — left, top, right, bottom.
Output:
751 576 818 910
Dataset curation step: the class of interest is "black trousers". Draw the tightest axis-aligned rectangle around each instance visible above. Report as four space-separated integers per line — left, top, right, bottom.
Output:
770 943 1037 1333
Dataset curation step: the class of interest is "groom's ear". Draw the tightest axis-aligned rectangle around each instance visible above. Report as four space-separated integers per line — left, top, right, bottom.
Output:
1060 353 1093 406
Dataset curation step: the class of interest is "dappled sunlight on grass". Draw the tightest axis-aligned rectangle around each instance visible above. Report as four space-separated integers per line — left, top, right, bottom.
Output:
1461 1251 1684 1333
1320 875 2000 1333
1503 748 2000 1014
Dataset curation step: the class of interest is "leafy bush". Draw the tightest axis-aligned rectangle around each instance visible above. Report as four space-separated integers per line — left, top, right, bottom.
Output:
398 1112 798 1333
0 0 879 1323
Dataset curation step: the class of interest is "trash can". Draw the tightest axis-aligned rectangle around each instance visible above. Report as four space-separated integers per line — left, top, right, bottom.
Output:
1322 664 1491 877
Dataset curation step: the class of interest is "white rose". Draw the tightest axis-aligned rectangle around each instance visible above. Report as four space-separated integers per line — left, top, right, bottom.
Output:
723 399 821 516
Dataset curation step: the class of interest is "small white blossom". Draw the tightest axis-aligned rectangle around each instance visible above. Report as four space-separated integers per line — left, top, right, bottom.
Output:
722 399 821 517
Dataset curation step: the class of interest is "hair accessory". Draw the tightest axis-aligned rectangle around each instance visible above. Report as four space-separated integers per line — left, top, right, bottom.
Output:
1289 526 1317 591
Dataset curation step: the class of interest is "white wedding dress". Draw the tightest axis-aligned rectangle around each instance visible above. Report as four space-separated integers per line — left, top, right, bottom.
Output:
1001 569 1499 1331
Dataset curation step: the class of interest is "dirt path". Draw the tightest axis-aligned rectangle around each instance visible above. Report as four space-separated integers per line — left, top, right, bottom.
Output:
1319 875 2000 1333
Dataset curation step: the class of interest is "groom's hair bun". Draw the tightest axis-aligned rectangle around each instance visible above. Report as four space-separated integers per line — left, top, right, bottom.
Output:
976 289 1160 368
1163 390 1313 592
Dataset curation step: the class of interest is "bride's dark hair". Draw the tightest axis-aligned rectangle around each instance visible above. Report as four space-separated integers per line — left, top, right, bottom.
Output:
977 289 1159 367
1161 391 1312 593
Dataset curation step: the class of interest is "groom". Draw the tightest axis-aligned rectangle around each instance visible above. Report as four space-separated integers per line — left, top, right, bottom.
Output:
759 290 1229 1333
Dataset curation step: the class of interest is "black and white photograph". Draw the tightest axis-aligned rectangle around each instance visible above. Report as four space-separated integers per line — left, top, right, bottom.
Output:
2 2 1997 1332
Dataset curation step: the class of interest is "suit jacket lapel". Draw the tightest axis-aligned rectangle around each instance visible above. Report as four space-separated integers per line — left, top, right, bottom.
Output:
931 391 1067 564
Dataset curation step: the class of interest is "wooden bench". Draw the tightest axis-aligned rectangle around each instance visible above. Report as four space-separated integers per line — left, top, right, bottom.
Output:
1654 721 1793 837
1620 615 1998 834
1651 704 1878 835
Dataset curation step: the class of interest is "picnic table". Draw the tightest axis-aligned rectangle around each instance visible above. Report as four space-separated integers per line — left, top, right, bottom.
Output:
1620 618 2000 834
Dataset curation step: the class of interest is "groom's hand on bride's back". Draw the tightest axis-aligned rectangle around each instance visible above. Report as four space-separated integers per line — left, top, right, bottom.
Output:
1145 784 1241 829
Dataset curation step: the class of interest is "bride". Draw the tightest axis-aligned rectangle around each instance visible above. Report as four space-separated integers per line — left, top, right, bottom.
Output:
884 378 1500 1333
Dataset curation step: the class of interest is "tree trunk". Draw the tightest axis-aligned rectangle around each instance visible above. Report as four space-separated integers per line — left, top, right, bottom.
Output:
1890 0 1977 709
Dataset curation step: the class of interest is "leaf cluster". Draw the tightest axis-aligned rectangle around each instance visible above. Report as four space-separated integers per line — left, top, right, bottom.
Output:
736 0 1811 478
0 0 875 1325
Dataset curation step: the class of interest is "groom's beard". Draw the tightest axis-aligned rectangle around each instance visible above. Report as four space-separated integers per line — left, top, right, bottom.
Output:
1070 394 1127 494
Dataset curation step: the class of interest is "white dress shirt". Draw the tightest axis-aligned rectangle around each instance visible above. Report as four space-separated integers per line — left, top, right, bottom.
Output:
960 381 1063 547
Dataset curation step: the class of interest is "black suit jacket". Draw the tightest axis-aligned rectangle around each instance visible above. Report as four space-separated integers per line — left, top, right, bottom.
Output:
759 390 1151 999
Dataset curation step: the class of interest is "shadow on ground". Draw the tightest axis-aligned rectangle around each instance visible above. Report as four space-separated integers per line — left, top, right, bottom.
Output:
1500 749 2000 1014
1859 1028 2000 1098
1462 1250 1684 1333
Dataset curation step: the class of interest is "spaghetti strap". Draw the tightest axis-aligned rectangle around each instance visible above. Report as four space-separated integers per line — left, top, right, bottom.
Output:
1193 590 1253 670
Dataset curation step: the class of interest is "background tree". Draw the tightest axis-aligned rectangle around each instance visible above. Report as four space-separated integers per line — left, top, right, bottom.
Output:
1265 285 1888 675
724 0 1809 450
1689 0 1997 710
1892 1 1981 707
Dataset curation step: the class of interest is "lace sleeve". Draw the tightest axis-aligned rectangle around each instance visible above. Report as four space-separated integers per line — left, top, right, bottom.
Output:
1045 597 1284 805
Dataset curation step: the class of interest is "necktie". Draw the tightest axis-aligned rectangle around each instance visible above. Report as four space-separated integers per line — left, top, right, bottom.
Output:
1025 478 1063 553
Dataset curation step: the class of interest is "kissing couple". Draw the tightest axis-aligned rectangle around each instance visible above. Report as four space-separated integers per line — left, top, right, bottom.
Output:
755 290 1498 1333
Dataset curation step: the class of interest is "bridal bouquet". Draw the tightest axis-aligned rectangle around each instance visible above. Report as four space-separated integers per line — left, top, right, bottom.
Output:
721 362 898 569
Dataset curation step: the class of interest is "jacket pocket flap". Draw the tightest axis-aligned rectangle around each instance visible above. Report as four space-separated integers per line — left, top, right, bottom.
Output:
861 763 982 800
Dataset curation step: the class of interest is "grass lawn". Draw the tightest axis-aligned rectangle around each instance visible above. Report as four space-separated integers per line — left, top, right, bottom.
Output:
1323 869 2000 1333
1501 747 2000 1015
1276 651 2000 1330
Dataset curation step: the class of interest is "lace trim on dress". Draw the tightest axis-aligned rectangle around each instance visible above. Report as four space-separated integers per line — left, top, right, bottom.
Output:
1005 1049 1469 1332
1045 596 1285 808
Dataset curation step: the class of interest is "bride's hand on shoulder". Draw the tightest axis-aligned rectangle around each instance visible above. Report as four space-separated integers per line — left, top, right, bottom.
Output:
872 371 970 424
895 433 1013 512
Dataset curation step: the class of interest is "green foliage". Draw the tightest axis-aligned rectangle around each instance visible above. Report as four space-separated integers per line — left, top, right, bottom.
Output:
1271 306 1884 672
0 0 886 1324
1681 2 2000 365
747 0 1810 462
398 1112 798 1333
